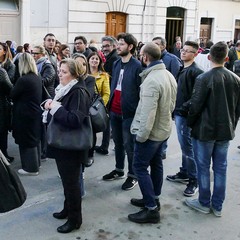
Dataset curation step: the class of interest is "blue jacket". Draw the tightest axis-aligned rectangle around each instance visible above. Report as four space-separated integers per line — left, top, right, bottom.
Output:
161 49 182 79
109 57 142 119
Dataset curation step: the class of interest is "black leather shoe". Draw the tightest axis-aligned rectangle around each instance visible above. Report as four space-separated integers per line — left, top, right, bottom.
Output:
128 207 160 224
84 157 94 167
53 210 68 219
130 198 161 211
95 146 109 155
57 220 80 233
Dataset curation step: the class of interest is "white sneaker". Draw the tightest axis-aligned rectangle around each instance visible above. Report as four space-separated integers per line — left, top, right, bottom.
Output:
18 169 39 176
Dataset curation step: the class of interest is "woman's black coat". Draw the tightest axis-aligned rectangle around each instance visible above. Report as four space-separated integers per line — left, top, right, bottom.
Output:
0 68 13 132
11 72 42 147
47 79 91 162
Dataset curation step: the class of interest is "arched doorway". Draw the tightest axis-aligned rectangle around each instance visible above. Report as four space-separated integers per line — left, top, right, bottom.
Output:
105 12 127 37
166 7 184 52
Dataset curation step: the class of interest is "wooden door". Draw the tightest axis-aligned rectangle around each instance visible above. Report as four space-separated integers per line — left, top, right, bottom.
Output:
200 18 212 45
106 12 127 37
166 19 184 52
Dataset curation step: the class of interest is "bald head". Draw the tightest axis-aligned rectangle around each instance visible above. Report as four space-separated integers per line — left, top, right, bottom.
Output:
141 42 161 63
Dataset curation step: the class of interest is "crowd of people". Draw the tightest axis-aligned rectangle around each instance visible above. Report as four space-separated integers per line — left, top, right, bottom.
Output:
0 33 240 233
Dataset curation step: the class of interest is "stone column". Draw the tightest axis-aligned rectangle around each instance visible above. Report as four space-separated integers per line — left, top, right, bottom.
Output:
20 0 31 44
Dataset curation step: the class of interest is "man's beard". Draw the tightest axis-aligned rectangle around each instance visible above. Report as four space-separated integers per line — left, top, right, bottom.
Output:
141 58 147 68
118 49 129 57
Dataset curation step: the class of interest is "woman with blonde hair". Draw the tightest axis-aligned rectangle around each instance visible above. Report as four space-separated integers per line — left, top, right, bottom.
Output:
11 53 42 175
72 53 95 99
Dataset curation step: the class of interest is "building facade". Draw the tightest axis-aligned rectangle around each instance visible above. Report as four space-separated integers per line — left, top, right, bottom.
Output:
0 0 240 48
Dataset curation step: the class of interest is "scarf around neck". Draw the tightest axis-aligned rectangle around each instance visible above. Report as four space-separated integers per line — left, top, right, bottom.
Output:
42 79 78 123
54 79 78 101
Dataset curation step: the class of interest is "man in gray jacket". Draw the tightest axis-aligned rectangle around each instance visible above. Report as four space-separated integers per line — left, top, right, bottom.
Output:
128 43 177 223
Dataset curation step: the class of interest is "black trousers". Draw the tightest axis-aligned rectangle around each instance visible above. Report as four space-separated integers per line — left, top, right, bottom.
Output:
55 156 82 225
41 123 47 158
0 129 8 155
19 143 40 172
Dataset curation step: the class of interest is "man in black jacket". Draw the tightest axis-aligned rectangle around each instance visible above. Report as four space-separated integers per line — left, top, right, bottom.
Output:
95 36 120 156
166 41 203 197
185 42 240 217
185 41 240 217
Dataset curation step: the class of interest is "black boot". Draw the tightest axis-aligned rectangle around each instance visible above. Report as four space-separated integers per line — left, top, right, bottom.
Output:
84 157 94 167
128 207 160 224
130 198 161 211
57 220 80 233
53 210 68 219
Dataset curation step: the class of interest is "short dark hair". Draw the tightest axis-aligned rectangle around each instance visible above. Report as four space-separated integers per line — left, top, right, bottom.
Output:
117 33 137 54
206 40 214 49
210 41 228 64
43 33 56 40
184 41 199 51
152 37 167 47
74 36 87 45
142 42 161 62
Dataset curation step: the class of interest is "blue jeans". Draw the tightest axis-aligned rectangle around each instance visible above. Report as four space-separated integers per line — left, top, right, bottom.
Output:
192 138 229 211
133 139 166 208
110 112 135 178
175 115 197 180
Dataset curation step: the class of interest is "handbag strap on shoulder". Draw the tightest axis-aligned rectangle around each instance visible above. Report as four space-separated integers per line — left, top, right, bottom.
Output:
95 83 100 95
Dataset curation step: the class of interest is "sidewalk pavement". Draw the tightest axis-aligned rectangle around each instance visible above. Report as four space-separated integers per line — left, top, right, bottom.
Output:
1 124 240 240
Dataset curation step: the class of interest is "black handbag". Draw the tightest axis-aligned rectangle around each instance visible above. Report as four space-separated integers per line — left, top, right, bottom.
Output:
47 88 93 151
89 84 109 133
0 150 27 213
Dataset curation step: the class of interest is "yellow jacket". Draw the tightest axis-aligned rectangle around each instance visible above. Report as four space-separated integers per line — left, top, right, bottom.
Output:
92 71 110 106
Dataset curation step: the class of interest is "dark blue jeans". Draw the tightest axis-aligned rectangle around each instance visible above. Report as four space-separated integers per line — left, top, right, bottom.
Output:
110 111 135 178
192 138 229 211
133 139 166 208
175 115 197 180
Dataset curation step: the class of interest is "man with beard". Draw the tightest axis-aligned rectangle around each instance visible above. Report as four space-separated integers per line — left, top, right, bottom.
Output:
102 33 142 191
128 43 177 223
101 36 119 82
95 36 120 156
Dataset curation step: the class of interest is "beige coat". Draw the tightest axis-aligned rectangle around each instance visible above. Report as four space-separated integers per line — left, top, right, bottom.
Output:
131 63 177 142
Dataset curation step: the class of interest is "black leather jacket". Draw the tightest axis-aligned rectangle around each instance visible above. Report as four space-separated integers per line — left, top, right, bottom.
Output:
187 67 240 141
175 62 203 117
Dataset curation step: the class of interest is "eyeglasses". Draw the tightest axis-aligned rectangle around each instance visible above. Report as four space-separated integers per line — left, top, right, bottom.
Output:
46 39 55 42
180 49 196 54
74 42 83 45
31 52 41 55
102 44 112 48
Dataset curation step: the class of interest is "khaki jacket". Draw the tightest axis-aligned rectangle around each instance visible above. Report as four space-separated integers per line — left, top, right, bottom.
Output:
131 63 177 142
